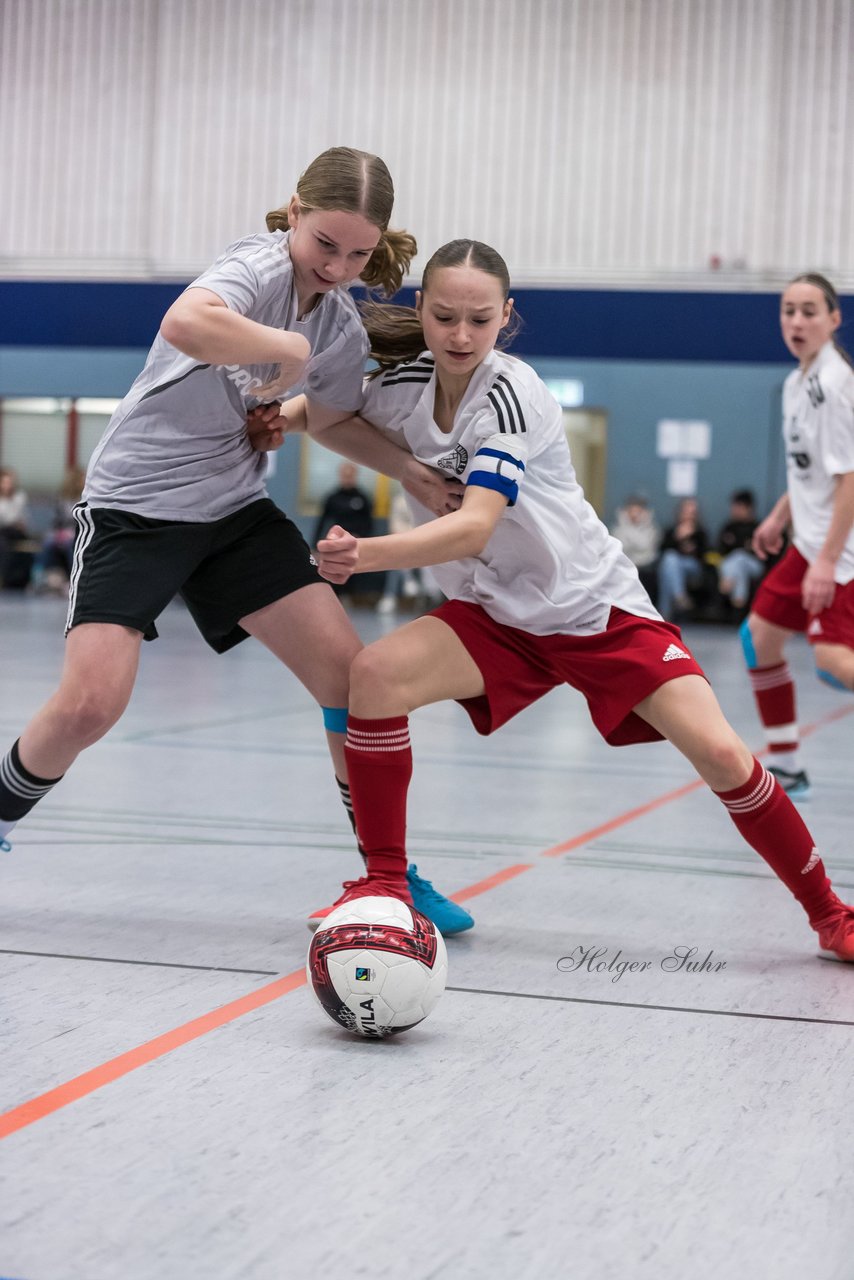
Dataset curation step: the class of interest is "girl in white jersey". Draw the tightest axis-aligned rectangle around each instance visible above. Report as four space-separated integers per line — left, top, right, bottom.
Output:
0 148 470 936
741 274 854 799
311 240 854 962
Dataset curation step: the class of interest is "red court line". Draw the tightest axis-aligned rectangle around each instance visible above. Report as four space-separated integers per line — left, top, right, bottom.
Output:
0 970 306 1141
3 700 853 1141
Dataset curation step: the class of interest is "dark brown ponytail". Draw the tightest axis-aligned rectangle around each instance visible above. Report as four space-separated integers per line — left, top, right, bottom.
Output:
363 238 523 372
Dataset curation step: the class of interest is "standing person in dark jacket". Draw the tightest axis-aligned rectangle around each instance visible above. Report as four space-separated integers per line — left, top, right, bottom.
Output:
313 462 375 543
313 462 377 600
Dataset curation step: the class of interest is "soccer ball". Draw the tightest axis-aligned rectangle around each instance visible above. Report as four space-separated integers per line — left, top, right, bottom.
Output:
306 895 448 1038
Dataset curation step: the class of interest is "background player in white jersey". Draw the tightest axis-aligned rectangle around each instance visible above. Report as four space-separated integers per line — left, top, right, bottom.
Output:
311 239 854 961
741 274 854 799
0 147 471 936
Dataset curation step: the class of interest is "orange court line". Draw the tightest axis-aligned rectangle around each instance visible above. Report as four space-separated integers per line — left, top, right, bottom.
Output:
539 778 704 858
3 699 853 1141
800 701 854 737
541 701 854 859
451 862 533 903
0 970 306 1142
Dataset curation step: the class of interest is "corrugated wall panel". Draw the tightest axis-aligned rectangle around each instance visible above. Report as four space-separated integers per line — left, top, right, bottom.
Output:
0 0 158 273
1 0 852 286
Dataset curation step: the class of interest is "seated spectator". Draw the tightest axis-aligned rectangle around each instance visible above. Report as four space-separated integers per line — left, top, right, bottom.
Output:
657 496 709 620
611 493 661 604
31 465 86 593
0 467 32 588
716 487 764 612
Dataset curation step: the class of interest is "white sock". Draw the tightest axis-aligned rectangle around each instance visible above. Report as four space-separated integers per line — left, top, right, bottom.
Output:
770 750 800 773
0 817 16 839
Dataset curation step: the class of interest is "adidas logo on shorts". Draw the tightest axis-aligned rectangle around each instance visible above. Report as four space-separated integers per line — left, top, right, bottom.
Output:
662 643 690 662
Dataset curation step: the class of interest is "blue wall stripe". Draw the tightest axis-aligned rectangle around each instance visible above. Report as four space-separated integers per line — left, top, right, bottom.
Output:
3 281 849 363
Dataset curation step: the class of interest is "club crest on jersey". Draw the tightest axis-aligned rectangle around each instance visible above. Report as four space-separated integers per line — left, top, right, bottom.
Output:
437 444 469 475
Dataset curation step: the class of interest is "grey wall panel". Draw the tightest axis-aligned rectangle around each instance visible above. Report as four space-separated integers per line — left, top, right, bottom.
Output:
1 0 852 286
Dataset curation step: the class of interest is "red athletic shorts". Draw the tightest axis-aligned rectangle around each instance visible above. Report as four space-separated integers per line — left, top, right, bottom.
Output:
751 545 854 646
430 601 707 746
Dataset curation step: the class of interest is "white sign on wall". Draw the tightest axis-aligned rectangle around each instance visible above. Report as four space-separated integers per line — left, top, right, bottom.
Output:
657 418 712 496
656 419 711 460
666 459 698 497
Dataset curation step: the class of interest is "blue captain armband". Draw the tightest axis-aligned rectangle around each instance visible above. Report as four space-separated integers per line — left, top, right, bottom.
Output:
467 445 526 507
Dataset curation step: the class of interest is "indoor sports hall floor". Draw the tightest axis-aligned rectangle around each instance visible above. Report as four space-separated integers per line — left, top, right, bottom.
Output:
1 592 853 1280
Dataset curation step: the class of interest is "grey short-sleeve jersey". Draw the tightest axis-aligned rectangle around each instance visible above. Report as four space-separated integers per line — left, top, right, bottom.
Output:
84 230 369 521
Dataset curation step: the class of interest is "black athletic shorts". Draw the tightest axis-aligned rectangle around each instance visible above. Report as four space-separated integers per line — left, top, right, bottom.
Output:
66 498 324 653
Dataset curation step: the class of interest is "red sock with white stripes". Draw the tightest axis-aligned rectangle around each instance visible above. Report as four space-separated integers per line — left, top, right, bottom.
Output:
344 715 412 887
715 757 839 926
748 663 800 767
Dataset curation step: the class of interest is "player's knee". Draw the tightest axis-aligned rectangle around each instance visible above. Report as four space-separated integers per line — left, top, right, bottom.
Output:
54 686 128 746
349 645 406 705
350 645 388 696
701 735 753 790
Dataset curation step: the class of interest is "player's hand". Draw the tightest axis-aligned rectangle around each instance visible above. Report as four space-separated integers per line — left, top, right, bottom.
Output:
802 557 836 616
402 458 464 516
246 403 285 452
254 335 311 401
752 514 785 560
316 525 360 584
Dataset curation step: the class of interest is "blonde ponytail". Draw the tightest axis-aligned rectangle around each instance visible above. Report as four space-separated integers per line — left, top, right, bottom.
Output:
265 206 290 233
360 227 418 297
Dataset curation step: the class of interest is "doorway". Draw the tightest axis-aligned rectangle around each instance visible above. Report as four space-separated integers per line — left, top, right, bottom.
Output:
562 409 608 516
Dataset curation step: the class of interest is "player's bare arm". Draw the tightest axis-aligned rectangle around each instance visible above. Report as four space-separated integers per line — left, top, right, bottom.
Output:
316 484 507 584
161 287 310 387
752 493 791 559
802 470 854 613
307 406 464 518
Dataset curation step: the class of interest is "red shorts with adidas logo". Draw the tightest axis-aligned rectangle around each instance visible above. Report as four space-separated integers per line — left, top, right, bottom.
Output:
750 545 854 645
430 601 707 746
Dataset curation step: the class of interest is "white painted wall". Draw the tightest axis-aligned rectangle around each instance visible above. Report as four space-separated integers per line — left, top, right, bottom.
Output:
2 0 852 286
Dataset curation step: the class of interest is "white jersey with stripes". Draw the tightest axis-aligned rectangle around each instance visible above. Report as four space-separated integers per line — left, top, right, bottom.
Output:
359 349 658 636
783 340 854 584
84 230 368 522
